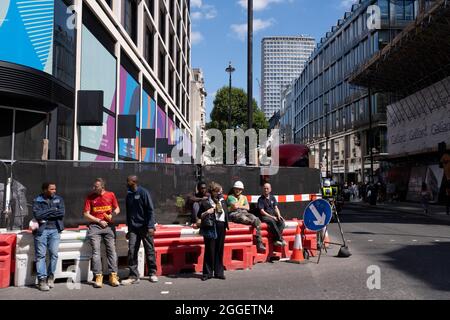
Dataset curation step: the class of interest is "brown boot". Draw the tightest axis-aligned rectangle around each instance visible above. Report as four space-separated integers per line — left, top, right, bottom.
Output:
93 274 103 288
109 272 120 287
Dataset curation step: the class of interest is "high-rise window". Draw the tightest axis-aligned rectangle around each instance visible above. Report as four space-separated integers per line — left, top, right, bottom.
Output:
159 3 166 42
122 0 137 43
145 26 155 69
159 47 166 85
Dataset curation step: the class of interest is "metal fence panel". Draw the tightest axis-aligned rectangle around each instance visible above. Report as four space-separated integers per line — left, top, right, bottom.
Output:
0 161 8 228
202 165 321 219
11 161 200 229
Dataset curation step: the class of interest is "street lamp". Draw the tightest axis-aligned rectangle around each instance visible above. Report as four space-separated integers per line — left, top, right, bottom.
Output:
368 87 374 183
247 0 253 131
225 62 235 129
324 102 330 178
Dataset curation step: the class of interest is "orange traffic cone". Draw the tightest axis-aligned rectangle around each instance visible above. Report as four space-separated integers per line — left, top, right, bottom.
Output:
287 224 306 264
322 229 330 249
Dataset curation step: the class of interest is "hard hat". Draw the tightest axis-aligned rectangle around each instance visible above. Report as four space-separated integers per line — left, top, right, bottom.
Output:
233 181 244 189
323 179 331 187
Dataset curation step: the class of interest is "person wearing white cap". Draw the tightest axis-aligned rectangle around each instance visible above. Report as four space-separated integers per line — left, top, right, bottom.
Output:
226 181 266 252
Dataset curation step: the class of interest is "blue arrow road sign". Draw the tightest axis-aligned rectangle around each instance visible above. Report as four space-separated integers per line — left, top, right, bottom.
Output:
303 199 333 231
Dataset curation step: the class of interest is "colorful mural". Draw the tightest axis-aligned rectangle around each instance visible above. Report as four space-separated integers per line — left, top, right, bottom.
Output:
156 105 166 163
118 66 140 160
141 91 156 162
79 24 117 159
80 113 116 157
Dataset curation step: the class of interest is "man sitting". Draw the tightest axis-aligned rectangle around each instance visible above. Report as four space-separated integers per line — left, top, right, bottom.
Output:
227 181 266 252
187 182 209 225
257 183 286 247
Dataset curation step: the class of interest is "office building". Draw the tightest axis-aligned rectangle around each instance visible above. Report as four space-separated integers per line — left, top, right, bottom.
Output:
292 0 422 183
261 36 315 119
0 0 192 162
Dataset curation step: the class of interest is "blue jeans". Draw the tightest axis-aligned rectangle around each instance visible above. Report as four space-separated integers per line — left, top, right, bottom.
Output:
34 229 60 280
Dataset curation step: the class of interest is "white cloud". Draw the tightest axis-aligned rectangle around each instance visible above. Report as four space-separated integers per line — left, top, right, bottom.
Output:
340 0 358 9
191 3 217 20
191 0 203 8
191 31 204 45
238 0 287 11
191 11 203 20
231 18 275 41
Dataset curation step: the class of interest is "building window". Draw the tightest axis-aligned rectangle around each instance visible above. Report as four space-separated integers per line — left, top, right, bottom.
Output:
159 47 166 85
159 2 166 42
54 0 76 88
146 0 155 17
122 0 137 43
145 26 155 69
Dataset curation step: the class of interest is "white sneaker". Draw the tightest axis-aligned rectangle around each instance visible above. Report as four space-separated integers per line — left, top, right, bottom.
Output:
121 278 140 286
149 275 159 283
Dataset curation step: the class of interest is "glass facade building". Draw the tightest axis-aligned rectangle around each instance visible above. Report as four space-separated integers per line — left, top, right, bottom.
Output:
0 0 192 162
292 0 423 183
261 36 315 120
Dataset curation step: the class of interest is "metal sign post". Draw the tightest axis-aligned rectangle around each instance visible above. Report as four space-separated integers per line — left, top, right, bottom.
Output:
304 199 351 263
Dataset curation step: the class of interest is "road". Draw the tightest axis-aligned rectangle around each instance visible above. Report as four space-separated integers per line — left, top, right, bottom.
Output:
1 204 450 300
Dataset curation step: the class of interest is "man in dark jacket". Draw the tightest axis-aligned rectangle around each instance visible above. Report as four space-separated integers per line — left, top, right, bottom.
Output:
121 175 158 285
32 182 65 291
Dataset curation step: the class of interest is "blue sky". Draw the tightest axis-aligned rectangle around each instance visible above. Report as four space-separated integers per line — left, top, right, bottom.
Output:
190 0 358 121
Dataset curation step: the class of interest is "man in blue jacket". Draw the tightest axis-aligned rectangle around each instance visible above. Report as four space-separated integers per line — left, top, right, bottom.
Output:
32 182 65 291
121 175 158 285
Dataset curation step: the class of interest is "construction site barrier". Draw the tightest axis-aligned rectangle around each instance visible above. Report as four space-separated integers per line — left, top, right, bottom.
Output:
4 218 318 286
0 233 16 288
0 161 9 229
13 226 144 287
7 161 321 230
10 161 200 230
203 165 321 220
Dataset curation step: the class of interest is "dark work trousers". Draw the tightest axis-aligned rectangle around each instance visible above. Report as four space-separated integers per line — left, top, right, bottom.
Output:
128 227 157 278
202 221 226 277
260 215 285 242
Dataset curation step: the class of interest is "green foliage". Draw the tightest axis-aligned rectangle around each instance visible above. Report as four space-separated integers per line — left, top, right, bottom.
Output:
207 86 268 132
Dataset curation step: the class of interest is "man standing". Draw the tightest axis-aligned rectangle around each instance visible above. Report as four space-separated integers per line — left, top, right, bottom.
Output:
83 178 120 288
121 175 158 285
227 181 266 252
32 182 65 291
257 183 286 247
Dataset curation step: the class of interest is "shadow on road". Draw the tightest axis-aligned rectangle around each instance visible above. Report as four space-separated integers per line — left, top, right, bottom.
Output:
339 204 450 227
384 242 450 292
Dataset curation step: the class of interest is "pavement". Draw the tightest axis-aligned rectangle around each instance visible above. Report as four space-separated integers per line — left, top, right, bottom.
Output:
1 204 450 301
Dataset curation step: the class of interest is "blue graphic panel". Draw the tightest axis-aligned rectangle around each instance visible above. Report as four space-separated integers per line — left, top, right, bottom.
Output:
118 66 140 160
0 0 54 73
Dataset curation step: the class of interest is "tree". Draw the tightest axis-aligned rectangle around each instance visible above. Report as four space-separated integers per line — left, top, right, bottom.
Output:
207 86 268 132
205 87 269 165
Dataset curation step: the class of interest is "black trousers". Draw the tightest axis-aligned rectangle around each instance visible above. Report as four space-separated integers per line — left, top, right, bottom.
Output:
260 215 285 242
203 221 226 277
128 227 157 278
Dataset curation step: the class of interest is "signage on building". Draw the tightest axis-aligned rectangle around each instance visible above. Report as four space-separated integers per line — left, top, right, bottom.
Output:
388 81 450 156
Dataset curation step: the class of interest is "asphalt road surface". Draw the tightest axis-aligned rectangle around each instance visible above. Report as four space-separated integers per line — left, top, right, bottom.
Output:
1 204 450 300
